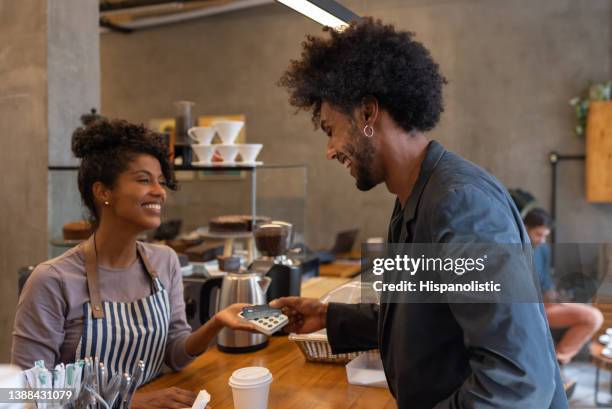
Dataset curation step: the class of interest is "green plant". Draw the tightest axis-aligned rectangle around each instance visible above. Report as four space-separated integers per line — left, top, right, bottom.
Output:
570 81 612 137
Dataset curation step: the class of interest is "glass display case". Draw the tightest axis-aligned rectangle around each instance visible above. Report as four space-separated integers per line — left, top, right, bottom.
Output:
47 164 308 258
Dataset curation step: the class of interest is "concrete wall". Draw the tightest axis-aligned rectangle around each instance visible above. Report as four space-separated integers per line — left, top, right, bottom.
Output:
99 0 612 249
47 0 100 256
0 0 99 362
48 0 100 167
0 0 49 362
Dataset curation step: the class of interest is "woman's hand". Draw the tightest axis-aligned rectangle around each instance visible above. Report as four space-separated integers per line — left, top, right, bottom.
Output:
131 387 198 409
186 303 257 356
214 303 257 332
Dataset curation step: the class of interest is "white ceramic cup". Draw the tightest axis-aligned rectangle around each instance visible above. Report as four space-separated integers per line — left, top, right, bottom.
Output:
188 126 216 145
237 144 263 163
228 367 272 409
191 144 216 163
214 120 244 144
215 144 239 162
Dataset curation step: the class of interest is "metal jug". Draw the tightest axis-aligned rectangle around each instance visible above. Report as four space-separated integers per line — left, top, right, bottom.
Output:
200 270 271 353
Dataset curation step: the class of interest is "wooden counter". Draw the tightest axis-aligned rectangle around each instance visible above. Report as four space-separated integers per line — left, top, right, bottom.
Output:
143 275 396 408
300 276 351 298
141 336 396 408
319 262 361 278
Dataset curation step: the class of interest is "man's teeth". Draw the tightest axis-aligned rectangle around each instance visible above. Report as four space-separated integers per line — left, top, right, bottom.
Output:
143 203 161 210
338 155 351 169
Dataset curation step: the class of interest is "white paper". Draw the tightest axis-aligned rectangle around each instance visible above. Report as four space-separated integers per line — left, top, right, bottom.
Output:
191 389 211 409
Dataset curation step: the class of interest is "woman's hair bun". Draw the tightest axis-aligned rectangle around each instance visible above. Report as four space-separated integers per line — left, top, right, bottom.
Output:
71 119 137 159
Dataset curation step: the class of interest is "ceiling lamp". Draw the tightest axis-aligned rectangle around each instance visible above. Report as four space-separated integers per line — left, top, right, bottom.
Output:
275 0 360 29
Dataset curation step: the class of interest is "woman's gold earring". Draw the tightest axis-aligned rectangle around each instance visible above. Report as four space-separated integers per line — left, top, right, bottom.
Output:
363 124 374 138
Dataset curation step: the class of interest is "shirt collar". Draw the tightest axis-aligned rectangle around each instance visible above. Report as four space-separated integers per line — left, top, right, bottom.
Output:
399 140 446 223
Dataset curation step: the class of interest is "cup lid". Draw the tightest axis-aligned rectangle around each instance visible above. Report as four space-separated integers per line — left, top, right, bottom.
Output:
229 367 272 388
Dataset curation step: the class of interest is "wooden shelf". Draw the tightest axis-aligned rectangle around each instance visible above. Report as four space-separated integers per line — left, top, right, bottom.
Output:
586 101 612 202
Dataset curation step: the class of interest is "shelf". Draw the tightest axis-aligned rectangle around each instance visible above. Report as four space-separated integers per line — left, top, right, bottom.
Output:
586 101 612 202
48 164 260 171
47 164 308 259
194 227 254 240
48 163 306 172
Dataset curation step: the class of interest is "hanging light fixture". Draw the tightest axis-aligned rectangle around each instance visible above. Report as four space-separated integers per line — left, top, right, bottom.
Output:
275 0 360 29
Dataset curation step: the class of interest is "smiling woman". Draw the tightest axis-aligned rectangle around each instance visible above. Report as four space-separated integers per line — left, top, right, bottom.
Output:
71 119 177 231
11 119 254 409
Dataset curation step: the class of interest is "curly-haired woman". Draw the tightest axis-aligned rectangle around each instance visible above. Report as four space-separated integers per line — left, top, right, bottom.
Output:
272 18 568 408
11 119 254 408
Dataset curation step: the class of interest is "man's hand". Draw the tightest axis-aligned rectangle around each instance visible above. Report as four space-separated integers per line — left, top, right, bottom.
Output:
131 387 199 409
269 297 328 334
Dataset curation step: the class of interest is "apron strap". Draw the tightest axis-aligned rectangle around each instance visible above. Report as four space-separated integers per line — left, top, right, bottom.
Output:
136 243 159 280
82 236 105 319
83 237 160 319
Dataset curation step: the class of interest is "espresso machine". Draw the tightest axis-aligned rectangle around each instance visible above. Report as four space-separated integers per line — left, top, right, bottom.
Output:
250 222 303 302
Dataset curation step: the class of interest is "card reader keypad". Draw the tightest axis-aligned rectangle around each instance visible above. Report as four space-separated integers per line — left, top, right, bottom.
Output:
239 309 289 336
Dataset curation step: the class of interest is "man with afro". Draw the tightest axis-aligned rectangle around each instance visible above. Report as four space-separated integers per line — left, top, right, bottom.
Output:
272 18 568 409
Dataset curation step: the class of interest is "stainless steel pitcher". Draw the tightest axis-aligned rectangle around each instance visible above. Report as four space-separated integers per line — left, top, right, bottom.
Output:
200 270 271 353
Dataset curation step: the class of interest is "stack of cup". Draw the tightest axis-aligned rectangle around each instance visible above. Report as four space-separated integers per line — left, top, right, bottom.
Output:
228 366 273 409
213 120 243 164
188 126 216 164
188 120 263 165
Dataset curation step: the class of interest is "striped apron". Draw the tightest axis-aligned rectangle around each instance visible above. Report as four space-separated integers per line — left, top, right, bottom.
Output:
75 237 170 386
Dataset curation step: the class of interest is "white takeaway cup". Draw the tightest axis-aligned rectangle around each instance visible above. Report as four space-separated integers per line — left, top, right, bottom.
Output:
0 365 24 409
228 366 273 409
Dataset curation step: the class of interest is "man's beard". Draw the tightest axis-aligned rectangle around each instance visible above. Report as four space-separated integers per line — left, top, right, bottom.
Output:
346 124 377 191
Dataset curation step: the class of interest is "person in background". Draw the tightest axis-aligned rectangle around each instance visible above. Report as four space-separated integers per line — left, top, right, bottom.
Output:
12 119 255 409
525 208 603 367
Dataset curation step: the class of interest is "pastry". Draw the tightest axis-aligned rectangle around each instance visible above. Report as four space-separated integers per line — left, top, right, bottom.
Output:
209 215 270 233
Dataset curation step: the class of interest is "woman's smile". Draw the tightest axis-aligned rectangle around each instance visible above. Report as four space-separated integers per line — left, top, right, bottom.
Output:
141 201 162 215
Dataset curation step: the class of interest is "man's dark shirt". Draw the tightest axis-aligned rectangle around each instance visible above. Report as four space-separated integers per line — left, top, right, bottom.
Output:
326 141 568 408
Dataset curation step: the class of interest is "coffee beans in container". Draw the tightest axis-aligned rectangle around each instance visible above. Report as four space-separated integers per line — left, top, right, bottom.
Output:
254 223 291 257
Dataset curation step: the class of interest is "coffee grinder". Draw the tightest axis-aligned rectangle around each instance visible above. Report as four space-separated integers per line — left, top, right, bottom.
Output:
173 100 194 166
250 222 302 302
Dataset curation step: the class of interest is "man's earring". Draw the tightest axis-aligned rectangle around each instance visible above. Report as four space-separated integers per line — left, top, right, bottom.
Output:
103 201 110 207
363 124 374 138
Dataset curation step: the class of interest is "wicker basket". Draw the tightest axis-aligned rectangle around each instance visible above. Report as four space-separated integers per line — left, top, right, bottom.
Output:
289 332 375 364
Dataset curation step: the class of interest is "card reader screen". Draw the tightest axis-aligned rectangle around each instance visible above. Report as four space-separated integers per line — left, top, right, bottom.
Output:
241 305 283 320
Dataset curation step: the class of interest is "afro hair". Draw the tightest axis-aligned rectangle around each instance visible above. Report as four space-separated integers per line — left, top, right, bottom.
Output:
279 18 447 133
